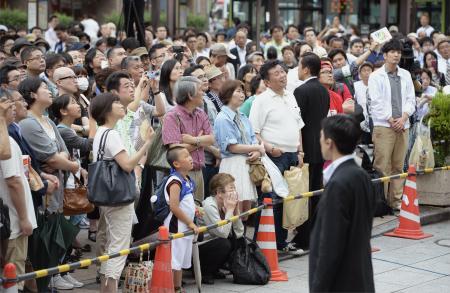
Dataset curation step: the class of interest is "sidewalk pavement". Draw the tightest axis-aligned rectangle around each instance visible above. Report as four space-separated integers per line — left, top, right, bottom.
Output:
63 206 449 292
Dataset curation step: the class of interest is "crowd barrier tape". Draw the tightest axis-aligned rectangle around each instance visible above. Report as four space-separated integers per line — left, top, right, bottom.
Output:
1 165 449 287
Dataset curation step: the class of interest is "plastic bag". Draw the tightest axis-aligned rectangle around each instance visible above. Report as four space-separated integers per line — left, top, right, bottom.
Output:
230 237 271 285
260 155 289 197
282 165 309 229
409 119 435 169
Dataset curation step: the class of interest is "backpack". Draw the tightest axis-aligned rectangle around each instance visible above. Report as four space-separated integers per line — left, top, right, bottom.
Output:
151 172 195 224
356 145 392 217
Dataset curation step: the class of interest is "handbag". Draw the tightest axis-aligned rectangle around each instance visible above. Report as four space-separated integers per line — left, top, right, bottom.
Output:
230 237 271 285
146 114 181 171
247 158 266 186
282 165 309 229
145 124 170 171
260 155 289 197
29 165 45 191
123 254 153 293
88 129 137 206
63 175 95 216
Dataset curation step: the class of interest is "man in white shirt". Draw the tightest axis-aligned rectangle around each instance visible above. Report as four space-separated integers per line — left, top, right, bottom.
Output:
264 25 289 60
230 30 247 74
250 60 304 255
0 98 37 290
435 38 450 84
368 39 416 210
44 15 59 51
416 13 435 38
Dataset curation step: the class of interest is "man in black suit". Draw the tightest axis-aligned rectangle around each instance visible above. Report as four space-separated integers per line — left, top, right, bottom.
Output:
229 30 247 74
309 115 375 292
292 52 329 250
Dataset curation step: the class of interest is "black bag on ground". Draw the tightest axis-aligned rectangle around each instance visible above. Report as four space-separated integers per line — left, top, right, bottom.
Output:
230 237 271 285
0 198 11 240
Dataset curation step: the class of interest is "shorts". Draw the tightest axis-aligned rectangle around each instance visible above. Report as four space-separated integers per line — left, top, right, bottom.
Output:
171 237 193 270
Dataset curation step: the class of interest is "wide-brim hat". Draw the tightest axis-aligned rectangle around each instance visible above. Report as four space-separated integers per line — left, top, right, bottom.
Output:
10 38 32 55
210 43 236 59
205 65 224 80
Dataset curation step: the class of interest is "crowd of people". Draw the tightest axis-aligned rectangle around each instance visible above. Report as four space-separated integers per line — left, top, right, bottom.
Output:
0 10 449 293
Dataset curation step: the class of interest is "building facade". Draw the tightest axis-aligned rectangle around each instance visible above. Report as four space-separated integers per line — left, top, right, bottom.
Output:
231 0 449 36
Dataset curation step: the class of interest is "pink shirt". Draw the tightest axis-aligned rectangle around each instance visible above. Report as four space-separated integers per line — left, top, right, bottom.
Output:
162 105 212 170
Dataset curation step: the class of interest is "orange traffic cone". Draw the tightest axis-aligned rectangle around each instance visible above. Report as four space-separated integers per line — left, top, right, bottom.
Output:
384 165 433 240
2 263 18 292
150 226 174 293
256 197 288 281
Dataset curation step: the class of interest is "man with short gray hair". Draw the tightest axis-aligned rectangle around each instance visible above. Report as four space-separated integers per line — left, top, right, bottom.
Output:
162 76 215 201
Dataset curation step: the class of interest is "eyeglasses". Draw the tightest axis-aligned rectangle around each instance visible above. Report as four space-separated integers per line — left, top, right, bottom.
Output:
152 53 165 60
58 76 77 81
27 55 45 62
8 75 21 83
194 74 207 80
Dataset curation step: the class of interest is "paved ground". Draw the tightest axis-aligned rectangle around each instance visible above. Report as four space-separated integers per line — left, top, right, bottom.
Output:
61 216 450 293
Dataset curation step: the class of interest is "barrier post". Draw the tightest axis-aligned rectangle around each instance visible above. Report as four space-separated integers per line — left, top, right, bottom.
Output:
150 226 174 293
1 263 18 293
384 165 433 240
256 198 288 281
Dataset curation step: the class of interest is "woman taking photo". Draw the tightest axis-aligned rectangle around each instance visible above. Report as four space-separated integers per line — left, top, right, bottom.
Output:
90 93 154 293
159 59 184 111
214 80 263 214
423 51 446 88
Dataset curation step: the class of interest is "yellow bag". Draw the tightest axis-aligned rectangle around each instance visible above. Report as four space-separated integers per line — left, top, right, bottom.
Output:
282 164 309 229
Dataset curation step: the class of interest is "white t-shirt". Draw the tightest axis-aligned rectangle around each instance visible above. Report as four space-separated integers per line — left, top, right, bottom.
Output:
286 66 304 93
0 137 38 239
92 127 126 162
249 88 305 152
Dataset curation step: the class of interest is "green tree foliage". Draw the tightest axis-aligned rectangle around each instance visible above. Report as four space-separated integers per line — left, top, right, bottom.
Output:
427 92 450 166
0 9 27 29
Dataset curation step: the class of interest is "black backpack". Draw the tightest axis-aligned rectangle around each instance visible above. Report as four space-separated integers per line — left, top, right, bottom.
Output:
357 145 392 217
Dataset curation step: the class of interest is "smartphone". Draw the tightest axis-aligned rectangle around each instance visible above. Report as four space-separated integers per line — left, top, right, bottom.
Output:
147 70 160 80
431 60 437 68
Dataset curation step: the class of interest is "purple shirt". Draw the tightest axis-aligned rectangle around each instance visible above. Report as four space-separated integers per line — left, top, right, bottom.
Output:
162 105 212 170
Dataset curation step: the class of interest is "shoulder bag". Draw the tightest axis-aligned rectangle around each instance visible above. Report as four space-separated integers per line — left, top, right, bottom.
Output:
63 174 95 216
88 129 137 206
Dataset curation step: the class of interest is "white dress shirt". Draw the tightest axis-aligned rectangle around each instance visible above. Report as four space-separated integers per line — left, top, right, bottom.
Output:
323 155 355 184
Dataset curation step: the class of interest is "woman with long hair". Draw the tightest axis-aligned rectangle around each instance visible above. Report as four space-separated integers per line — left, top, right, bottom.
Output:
159 59 184 111
423 51 446 88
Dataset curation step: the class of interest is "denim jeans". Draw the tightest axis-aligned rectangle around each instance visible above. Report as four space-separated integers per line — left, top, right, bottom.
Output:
254 152 298 250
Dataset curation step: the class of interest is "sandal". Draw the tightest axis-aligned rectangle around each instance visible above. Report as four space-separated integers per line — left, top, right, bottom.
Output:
88 230 97 242
174 287 186 293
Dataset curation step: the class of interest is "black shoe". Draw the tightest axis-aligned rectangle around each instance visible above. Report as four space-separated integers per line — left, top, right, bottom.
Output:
202 275 215 285
214 271 226 279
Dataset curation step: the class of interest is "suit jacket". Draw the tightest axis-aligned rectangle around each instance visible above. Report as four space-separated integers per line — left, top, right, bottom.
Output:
229 47 242 76
294 78 329 164
309 159 375 292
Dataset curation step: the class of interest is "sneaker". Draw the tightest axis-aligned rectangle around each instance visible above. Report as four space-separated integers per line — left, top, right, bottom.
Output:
278 243 304 256
51 275 74 290
62 273 84 288
78 217 90 229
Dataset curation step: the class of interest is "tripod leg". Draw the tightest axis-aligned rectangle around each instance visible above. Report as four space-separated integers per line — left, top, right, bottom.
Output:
123 0 135 38
132 0 146 46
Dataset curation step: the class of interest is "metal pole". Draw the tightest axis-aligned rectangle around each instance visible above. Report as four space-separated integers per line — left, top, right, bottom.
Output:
256 0 261 51
151 0 159 31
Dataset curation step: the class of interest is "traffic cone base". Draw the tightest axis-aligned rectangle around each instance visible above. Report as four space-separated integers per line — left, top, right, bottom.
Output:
256 198 289 282
270 269 288 281
150 226 175 293
384 165 433 240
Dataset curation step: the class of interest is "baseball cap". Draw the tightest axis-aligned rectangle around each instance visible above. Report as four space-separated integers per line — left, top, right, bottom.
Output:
205 65 224 80
10 38 32 55
210 43 236 59
389 25 399 33
130 47 149 57
66 42 90 51
34 38 50 51
53 67 77 82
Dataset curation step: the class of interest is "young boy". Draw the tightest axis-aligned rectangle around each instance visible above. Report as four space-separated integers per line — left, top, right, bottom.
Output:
164 146 199 292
